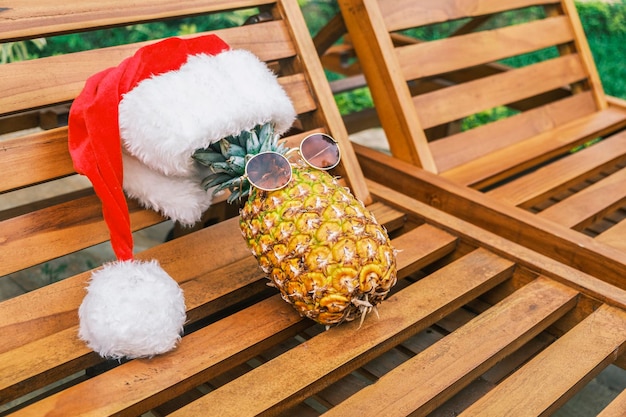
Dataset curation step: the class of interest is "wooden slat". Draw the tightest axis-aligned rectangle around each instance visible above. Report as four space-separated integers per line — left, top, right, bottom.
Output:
361 165 626 302
597 388 626 417
169 249 515 417
0 128 74 192
597 218 626 252
398 16 574 80
430 92 596 173
487 130 626 207
337 0 620 243
379 0 560 32
280 74 318 115
0 0 271 41
361 201 406 231
0 255 271 404
389 223 458 278
6 2 626 416
459 304 626 416
414 54 587 129
0 233 262 402
0 195 163 277
6 222 459 414
442 107 626 188
0 21 295 116
560 0 608 110
537 167 626 229
323 277 578 417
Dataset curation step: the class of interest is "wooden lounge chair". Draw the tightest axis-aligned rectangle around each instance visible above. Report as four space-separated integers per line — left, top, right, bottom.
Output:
2 0 626 415
337 0 626 255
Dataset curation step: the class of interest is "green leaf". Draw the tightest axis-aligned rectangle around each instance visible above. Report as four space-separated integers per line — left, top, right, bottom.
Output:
219 138 246 158
192 149 227 165
217 176 247 196
236 130 252 149
246 130 261 154
227 155 246 173
209 161 237 175
226 184 250 204
259 135 276 153
201 173 233 190
258 122 274 144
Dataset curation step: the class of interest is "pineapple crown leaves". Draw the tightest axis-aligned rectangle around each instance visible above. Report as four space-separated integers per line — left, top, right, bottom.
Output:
192 122 289 203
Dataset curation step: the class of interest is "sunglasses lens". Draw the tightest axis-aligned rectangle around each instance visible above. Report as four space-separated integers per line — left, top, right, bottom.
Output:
245 152 292 191
300 134 341 170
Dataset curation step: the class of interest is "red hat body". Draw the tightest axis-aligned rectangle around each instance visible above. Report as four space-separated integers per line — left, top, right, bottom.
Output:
68 35 229 261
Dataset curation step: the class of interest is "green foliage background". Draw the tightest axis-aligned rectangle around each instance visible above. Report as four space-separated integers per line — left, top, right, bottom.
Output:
578 1 626 98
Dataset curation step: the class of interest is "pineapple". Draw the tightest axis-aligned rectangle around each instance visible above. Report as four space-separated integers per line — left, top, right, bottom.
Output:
193 123 397 326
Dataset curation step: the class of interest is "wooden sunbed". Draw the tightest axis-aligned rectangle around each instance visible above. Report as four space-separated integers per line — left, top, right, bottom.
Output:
2 1 626 415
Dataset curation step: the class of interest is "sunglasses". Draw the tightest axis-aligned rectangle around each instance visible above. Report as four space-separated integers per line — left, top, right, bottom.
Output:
245 133 341 191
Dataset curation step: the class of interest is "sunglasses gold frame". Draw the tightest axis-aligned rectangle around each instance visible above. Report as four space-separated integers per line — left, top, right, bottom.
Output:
244 133 341 192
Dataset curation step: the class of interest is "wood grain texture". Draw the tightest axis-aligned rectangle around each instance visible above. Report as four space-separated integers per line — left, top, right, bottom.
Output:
11 295 307 417
7 222 462 415
441 107 626 188
397 16 574 80
356 143 626 294
323 277 579 417
430 92 597 172
538 167 626 229
379 0 560 32
1 0 270 40
0 128 74 192
487 130 626 207
169 249 515 417
597 219 626 252
459 304 626 416
0 195 164 276
336 0 626 256
338 0 437 170
6 1 626 415
414 54 587 129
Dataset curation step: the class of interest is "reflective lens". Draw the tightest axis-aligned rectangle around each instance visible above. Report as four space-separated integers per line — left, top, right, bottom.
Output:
245 152 293 191
300 133 341 170
244 134 341 192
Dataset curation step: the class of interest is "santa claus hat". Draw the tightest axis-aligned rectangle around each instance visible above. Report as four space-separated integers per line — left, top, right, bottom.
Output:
68 35 296 359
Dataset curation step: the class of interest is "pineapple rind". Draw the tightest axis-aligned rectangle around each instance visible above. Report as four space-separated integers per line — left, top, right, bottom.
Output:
240 165 397 326
194 123 398 326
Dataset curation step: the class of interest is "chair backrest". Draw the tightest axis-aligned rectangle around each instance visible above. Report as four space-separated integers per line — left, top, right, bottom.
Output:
338 0 614 188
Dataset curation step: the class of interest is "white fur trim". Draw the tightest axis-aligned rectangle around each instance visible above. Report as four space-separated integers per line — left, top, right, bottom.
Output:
122 153 212 225
78 260 186 359
119 49 296 177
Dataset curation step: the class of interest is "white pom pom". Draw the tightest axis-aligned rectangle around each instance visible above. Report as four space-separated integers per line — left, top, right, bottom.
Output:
78 260 186 359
